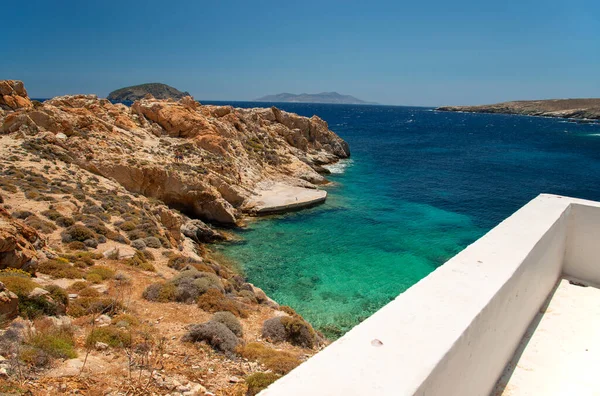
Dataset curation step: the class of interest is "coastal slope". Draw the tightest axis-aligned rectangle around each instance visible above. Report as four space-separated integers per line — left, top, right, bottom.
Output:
0 80 348 394
437 98 600 120
107 82 190 101
255 92 376 105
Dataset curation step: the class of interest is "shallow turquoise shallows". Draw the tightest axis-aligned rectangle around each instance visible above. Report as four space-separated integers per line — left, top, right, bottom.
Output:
209 102 600 338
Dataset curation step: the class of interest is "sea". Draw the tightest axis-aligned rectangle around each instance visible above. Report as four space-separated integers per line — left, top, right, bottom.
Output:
202 101 600 338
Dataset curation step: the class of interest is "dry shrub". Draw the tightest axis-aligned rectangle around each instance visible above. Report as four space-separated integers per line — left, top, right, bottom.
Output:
68 297 122 317
239 343 301 374
125 251 155 271
261 316 316 348
197 289 248 318
211 311 243 337
245 372 280 396
37 259 84 279
142 282 177 303
182 321 239 354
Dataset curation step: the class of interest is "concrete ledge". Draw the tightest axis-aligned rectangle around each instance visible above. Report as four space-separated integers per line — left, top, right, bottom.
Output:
260 194 600 396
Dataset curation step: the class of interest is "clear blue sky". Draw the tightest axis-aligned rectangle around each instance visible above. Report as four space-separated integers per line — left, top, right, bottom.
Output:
3 0 598 106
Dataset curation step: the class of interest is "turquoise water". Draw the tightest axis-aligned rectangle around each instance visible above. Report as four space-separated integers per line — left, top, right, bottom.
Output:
209 102 600 338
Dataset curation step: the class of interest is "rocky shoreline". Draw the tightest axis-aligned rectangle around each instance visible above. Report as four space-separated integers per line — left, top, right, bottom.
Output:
0 80 350 395
436 98 600 122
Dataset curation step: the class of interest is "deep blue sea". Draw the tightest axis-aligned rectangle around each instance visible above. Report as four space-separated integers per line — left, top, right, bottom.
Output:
205 102 600 338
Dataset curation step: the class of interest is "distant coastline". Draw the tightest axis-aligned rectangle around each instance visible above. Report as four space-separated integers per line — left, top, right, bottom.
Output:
436 98 600 122
255 92 378 105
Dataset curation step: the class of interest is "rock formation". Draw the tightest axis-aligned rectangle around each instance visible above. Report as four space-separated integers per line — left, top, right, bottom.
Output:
437 98 600 121
0 208 43 271
0 80 32 111
0 83 349 224
107 83 191 101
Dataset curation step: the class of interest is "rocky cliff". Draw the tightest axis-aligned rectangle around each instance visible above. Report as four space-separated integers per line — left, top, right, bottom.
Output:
107 82 191 101
437 98 600 121
0 80 346 394
2 81 349 225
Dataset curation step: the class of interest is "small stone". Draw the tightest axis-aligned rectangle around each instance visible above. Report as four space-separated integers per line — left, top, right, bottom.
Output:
0 367 7 377
95 342 109 351
68 293 78 299
56 132 67 140
28 287 50 298
229 376 241 383
95 314 111 326
371 339 384 347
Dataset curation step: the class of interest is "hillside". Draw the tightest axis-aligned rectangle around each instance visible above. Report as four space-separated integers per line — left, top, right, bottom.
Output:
436 98 600 121
0 80 350 395
107 83 191 102
255 92 375 105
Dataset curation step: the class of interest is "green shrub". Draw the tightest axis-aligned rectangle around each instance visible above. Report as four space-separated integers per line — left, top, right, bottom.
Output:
56 216 75 227
22 319 77 363
44 284 69 306
125 251 155 271
85 273 103 284
1 275 37 296
41 209 62 221
86 266 115 281
197 289 247 318
211 311 243 337
61 225 96 243
25 216 57 234
37 259 84 279
118 221 137 231
245 372 280 396
86 326 131 348
280 316 316 348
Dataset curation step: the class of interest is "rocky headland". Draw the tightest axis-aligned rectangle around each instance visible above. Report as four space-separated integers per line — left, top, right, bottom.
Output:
0 80 349 395
437 98 600 121
255 92 376 105
107 83 191 102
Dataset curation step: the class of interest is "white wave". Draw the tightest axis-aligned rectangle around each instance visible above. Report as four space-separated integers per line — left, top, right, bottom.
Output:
323 158 354 174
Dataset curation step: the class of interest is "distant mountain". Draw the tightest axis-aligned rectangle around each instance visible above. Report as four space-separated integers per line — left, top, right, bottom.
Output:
107 83 190 101
255 92 377 105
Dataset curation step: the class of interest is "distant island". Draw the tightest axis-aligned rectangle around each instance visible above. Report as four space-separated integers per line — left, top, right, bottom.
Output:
107 83 190 101
437 98 600 121
255 92 377 105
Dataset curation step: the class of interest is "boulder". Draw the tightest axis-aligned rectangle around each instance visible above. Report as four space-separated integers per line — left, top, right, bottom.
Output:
0 80 32 111
0 208 42 271
181 220 224 244
0 281 18 320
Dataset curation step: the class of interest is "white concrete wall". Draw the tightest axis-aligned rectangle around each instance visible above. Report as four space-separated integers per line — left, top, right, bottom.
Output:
563 201 600 287
259 195 600 396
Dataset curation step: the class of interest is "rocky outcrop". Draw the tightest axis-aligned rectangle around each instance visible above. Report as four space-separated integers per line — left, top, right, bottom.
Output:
0 281 18 320
107 83 190 102
0 81 350 224
437 98 600 121
0 208 42 271
0 80 32 111
181 220 224 243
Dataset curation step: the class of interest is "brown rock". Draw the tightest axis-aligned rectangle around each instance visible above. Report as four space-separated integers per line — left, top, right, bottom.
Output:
0 80 32 111
0 208 42 271
0 281 18 320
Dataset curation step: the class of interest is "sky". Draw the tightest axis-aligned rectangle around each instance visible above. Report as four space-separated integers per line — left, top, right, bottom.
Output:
3 1 599 106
